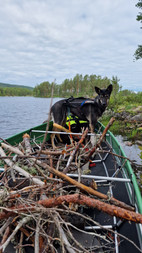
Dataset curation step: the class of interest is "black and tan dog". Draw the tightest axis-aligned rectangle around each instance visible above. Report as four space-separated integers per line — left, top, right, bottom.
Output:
50 84 113 148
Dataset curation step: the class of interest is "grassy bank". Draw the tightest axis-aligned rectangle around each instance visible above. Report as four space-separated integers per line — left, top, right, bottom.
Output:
101 117 142 141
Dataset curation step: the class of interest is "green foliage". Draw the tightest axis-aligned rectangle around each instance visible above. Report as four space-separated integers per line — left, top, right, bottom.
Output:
33 74 118 98
136 0 142 22
134 45 142 60
0 87 32 96
0 82 33 90
0 82 33 96
107 90 142 112
134 0 142 60
33 81 51 97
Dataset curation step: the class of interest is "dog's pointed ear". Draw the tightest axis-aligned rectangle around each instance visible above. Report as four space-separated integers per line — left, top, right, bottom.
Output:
107 84 113 95
95 86 101 95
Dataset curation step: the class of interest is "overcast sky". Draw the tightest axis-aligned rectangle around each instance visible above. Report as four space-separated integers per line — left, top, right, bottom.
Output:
0 0 141 91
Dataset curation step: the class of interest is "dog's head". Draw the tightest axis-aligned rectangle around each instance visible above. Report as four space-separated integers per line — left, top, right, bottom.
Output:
95 84 113 108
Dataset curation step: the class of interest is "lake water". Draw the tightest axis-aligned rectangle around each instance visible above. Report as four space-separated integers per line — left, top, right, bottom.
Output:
0 96 60 139
0 97 141 166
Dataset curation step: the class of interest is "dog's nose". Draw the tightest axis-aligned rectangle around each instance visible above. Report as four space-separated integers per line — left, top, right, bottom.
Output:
101 100 107 106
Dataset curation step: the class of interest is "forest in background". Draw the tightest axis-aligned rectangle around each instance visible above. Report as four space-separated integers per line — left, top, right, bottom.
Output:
0 82 33 96
33 74 142 113
0 74 142 113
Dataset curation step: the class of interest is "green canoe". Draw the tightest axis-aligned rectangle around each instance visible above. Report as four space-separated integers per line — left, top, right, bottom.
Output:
0 121 142 253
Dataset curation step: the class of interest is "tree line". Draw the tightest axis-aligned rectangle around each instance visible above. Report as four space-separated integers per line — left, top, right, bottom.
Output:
33 74 142 111
0 87 32 96
0 74 141 113
33 74 120 98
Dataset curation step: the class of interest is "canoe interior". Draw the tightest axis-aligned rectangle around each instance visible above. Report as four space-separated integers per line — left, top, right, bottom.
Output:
83 140 142 252
0 121 142 252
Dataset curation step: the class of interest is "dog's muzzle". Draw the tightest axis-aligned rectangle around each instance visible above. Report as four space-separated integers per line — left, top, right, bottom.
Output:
100 98 108 107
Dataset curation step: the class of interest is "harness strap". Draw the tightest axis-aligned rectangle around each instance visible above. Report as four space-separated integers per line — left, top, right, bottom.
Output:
80 101 86 107
80 100 94 107
65 97 95 122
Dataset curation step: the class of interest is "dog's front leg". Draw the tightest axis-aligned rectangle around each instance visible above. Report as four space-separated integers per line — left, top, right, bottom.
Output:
51 133 56 150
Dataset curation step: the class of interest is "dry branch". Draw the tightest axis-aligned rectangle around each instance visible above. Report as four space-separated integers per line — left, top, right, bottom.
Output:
0 216 31 251
64 128 88 173
1 142 23 156
0 147 44 186
36 160 135 211
86 117 115 160
23 133 32 155
53 123 73 134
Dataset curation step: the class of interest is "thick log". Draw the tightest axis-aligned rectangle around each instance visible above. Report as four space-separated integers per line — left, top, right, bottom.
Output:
0 194 141 224
38 194 142 223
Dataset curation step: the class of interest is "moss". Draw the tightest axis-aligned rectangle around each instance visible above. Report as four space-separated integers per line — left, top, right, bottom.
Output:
21 165 38 175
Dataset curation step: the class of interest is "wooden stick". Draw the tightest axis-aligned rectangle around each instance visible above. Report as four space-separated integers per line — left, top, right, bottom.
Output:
0 226 10 251
12 222 35 244
36 160 134 211
53 123 73 134
53 123 82 141
40 150 64 155
0 216 31 251
1 142 23 156
34 82 54 162
87 117 115 160
0 147 44 187
53 215 76 253
23 133 32 155
35 219 40 253
64 128 88 173
18 231 24 253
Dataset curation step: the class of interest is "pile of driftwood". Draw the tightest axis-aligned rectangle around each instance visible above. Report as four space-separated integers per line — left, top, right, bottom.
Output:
0 118 142 253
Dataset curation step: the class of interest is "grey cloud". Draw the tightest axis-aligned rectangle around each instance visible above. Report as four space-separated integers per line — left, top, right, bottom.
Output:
0 0 141 90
